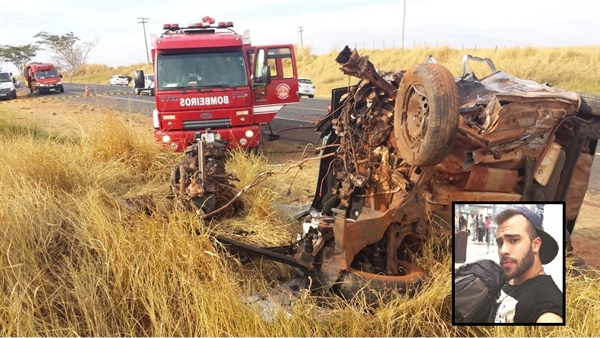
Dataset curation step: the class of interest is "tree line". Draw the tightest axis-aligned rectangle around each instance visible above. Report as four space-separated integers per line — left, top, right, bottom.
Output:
0 32 98 82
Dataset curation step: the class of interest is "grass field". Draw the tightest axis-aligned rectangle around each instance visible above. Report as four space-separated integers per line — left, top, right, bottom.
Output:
1 93 600 336
67 45 600 98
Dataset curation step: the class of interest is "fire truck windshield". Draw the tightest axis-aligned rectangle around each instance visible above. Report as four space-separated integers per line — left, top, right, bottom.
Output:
156 50 248 90
34 69 59 79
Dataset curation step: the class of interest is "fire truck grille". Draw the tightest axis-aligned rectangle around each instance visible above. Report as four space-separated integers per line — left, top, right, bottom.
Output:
182 119 230 130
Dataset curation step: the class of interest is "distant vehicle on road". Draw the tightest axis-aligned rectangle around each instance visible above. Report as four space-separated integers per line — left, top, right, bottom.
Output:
109 75 129 86
23 62 64 94
0 71 17 100
298 77 315 98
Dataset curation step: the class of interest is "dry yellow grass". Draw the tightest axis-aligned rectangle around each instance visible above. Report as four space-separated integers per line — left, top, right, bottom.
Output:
71 45 600 98
1 94 599 336
296 45 600 97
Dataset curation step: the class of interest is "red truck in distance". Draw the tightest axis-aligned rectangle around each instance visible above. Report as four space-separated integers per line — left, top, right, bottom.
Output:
23 62 64 94
135 16 300 151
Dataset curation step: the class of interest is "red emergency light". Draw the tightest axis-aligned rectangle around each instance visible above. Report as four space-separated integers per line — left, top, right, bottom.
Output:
218 21 234 28
163 23 180 30
202 16 215 25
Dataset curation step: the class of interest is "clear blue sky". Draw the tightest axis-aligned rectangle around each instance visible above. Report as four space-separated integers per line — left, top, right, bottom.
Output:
1 0 599 74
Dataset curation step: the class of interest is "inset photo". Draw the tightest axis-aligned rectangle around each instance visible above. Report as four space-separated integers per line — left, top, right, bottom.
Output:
452 202 566 325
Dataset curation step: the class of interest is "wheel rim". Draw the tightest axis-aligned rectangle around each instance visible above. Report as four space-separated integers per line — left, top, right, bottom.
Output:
400 83 429 149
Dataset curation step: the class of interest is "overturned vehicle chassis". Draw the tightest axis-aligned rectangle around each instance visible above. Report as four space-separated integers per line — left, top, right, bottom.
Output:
175 46 600 299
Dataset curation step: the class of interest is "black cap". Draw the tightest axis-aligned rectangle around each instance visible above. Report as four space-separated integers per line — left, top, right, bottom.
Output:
512 206 559 265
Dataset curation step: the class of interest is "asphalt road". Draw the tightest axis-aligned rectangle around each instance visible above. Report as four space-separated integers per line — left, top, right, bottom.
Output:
15 83 600 193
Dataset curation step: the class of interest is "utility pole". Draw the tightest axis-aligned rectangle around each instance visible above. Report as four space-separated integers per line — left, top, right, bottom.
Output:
401 0 406 49
297 26 304 48
138 17 150 64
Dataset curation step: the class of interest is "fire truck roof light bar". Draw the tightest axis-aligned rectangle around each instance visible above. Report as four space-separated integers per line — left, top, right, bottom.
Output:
163 23 180 30
163 16 233 31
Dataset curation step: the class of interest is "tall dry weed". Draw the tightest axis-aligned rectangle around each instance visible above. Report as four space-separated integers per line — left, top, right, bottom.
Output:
1 100 600 336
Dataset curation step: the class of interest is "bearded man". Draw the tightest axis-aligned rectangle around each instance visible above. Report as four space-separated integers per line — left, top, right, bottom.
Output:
493 206 563 324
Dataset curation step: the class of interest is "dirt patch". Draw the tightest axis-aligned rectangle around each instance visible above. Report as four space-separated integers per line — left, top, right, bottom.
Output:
572 237 600 270
260 138 319 164
571 200 600 270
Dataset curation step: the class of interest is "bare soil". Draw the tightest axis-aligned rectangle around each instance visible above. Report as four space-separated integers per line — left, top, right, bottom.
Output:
571 201 600 270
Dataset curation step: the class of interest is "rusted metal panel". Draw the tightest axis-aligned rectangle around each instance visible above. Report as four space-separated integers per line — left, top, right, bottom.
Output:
433 184 522 204
453 165 519 193
472 147 523 168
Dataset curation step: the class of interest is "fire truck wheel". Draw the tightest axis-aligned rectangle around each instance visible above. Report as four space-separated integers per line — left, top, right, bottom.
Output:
394 63 460 167
334 260 426 304
577 92 600 116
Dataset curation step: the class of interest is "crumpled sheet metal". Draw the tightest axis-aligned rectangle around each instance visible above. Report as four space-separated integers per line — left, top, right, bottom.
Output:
443 69 582 178
458 71 581 109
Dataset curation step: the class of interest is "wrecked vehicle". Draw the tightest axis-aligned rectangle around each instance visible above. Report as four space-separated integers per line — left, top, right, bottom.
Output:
173 45 600 301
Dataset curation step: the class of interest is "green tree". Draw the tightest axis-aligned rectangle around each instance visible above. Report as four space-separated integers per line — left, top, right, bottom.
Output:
34 31 98 82
0 44 39 76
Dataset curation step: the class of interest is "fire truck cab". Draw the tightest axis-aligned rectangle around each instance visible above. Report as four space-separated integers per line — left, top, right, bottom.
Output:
24 62 64 94
135 16 300 151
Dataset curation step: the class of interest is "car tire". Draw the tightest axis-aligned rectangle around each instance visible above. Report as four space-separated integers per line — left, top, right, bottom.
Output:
577 92 600 116
309 95 314 98
59 86 64 93
394 63 460 167
334 260 426 304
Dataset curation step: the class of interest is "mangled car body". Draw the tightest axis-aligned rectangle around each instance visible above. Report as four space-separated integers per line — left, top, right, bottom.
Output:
173 46 600 300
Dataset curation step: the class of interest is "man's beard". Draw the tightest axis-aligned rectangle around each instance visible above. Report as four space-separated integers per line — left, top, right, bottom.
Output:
501 246 534 280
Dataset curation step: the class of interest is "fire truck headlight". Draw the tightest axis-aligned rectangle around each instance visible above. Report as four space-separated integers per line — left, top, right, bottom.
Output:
239 138 248 146
236 110 249 116
161 135 171 143
56 82 62 85
245 130 254 138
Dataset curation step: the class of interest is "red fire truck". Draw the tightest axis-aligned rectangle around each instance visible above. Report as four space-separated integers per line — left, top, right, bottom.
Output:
23 62 64 94
135 16 300 151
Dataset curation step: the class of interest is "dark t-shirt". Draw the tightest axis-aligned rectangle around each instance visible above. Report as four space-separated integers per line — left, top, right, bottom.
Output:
494 275 563 323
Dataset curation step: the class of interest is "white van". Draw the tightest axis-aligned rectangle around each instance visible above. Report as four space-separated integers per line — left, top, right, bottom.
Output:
0 72 17 100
